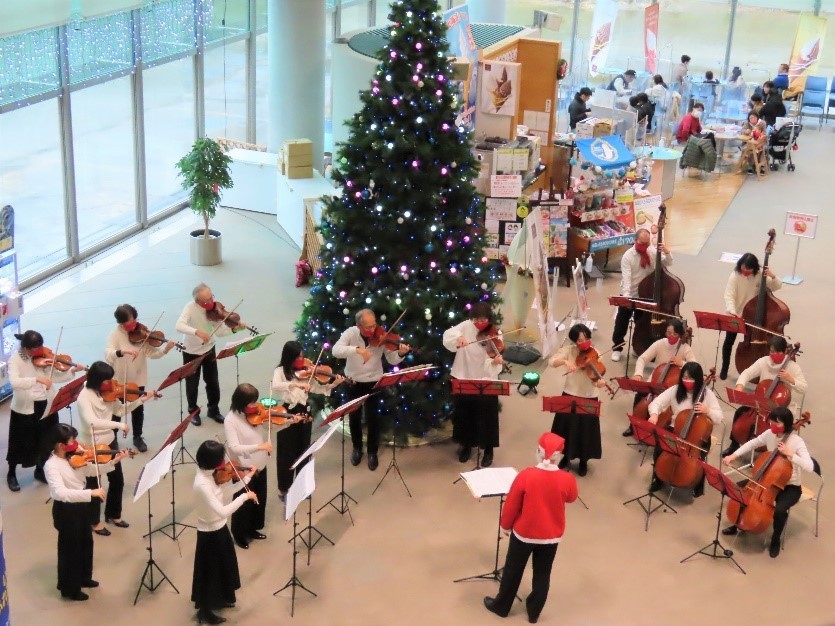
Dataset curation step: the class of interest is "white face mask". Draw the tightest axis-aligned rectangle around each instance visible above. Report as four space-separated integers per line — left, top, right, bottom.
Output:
692 110 702 119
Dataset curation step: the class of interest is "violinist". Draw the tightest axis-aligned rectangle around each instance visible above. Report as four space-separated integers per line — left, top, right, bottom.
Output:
720 253 782 380
7 330 85 492
176 283 245 426
105 304 176 453
332 309 408 471
442 302 504 467
78 361 156 536
611 229 673 362
271 341 344 500
722 336 807 457
43 424 107 601
192 440 258 625
722 407 813 558
547 324 606 476
623 319 695 437
647 362 724 496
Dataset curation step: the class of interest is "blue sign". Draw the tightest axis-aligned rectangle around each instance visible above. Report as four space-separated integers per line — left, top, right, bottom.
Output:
576 135 634 170
589 233 636 252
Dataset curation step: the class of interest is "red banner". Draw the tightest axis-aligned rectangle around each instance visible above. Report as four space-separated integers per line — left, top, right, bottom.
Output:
644 4 660 74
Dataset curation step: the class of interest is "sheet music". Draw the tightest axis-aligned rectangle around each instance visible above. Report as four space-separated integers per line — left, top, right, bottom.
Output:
220 333 270 353
460 467 518 498
285 459 315 520
133 442 177 502
291 419 341 470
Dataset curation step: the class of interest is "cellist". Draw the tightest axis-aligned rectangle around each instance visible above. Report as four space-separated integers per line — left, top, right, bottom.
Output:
722 407 814 558
611 228 673 362
723 336 807 456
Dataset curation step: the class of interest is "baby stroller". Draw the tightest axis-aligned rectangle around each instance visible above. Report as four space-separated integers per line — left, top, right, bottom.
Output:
768 121 802 171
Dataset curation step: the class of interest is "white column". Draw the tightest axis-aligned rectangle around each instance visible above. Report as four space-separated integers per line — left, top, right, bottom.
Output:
267 0 326 169
466 0 506 24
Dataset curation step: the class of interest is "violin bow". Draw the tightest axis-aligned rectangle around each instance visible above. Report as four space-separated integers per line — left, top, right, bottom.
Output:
561 342 625 377
306 347 326 386
132 310 164 361
215 436 257 502
205 298 244 343
90 430 103 490
47 326 64 382
266 383 274 451
468 327 526 347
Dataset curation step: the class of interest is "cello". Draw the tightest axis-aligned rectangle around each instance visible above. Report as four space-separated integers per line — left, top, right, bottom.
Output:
654 369 717 489
734 229 791 373
632 325 692 428
731 342 801 446
725 412 811 534
632 204 685 355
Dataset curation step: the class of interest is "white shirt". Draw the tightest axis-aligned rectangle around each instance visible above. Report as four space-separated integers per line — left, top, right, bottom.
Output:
737 355 807 395
551 345 599 399
620 246 673 297
9 350 73 414
648 385 724 425
45 453 93 503
332 326 404 383
644 84 668 107
611 76 632 96
104 325 170 387
175 301 233 355
76 386 141 448
734 431 813 486
223 410 269 471
442 320 502 380
271 367 333 409
723 271 783 316
634 338 696 378
193 468 250 532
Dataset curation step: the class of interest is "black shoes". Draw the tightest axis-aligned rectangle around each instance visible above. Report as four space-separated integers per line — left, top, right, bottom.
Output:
61 591 89 601
133 437 148 453
722 444 739 458
93 527 111 536
722 525 738 536
622 425 634 437
458 446 472 463
81 579 99 588
197 611 227 625
649 478 663 493
692 483 705 498
34 467 47 483
557 457 569 470
482 449 494 468
191 414 202 426
719 368 729 381
208 411 224 424
7 475 19 492
367 453 379 471
350 449 362 467
250 532 267 540
105 518 130 528
483 596 508 618
234 537 249 550
769 539 781 558
578 460 588 477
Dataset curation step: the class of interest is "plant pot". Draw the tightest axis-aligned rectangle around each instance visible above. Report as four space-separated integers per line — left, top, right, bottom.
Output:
189 229 222 266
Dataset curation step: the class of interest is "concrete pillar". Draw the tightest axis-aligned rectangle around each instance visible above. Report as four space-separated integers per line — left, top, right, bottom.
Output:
267 0 325 169
466 0 506 24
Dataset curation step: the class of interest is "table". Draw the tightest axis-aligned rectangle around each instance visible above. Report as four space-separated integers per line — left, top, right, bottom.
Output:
635 146 683 200
276 169 339 249
224 148 279 215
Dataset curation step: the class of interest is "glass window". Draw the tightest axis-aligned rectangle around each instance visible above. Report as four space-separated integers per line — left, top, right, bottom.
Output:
72 77 138 251
141 0 196 66
256 0 268 31
0 29 60 108
255 33 269 146
340 0 370 35
203 0 250 44
143 57 195 216
67 12 134 84
0 99 68 279
204 40 248 141
655 0 731 84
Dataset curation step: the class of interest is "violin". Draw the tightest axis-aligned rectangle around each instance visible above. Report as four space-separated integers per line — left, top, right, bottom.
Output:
735 229 791 373
31 348 87 372
574 345 616 398
128 322 185 351
68 445 137 469
100 380 161 403
725 412 811 534
292 358 348 385
206 301 258 336
244 402 309 427
213 461 254 485
366 326 421 356
731 343 801 446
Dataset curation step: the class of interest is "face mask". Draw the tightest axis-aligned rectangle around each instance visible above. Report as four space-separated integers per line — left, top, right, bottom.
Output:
63 441 79 454
292 357 306 370
473 320 490 332
199 298 215 311
635 242 649 253
682 379 696 391
692 110 702 119
577 339 592 352
770 352 785 365
358 325 376 338
122 320 138 332
769 423 785 435
28 347 45 358
667 336 679 345
740 268 754 277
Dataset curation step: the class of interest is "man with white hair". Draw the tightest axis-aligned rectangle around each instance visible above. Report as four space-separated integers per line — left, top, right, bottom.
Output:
484 432 578 624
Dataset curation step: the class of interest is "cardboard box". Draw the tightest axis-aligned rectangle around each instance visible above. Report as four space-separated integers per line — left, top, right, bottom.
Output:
576 118 615 139
287 165 313 179
283 139 313 158
287 152 313 168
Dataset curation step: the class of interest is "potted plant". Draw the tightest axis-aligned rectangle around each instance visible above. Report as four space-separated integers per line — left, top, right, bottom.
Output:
176 137 233 266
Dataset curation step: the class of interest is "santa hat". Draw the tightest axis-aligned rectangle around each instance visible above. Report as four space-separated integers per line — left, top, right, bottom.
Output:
538 432 565 462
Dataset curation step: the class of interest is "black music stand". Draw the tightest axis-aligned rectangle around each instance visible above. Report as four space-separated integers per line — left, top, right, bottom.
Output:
612 376 666 461
372 365 437 498
216 333 272 386
681 460 747 574
157 354 207 466
622 417 678 530
451 379 510 483
694 311 746 383
608 296 658 373
316 393 372 524
43 374 87 427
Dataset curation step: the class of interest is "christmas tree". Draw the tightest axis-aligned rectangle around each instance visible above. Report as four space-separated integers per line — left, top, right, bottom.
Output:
295 0 501 439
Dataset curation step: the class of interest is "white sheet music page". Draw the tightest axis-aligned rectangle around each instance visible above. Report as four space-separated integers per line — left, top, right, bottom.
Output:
460 467 518 499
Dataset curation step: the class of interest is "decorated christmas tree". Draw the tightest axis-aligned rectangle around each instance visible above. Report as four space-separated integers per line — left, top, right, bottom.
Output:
295 0 501 439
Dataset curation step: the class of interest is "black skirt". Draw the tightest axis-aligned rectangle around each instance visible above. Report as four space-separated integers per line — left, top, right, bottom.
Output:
550 393 602 461
191 526 241 610
7 400 55 467
452 394 500 449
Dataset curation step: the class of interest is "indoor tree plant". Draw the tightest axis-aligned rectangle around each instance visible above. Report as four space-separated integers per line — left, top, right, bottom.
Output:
176 137 233 266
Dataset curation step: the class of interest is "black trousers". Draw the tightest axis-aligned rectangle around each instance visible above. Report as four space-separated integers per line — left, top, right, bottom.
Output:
130 386 145 437
231 468 267 541
452 394 500 449
183 347 220 415
276 405 312 493
492 534 559 621
612 307 643 351
348 382 380 454
53 501 93 595
773 484 802 542
7 399 56 471
86 439 124 522
721 332 738 373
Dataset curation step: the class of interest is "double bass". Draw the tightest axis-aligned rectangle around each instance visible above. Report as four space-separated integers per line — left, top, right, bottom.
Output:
734 229 791 373
632 204 686 355
725 413 811 534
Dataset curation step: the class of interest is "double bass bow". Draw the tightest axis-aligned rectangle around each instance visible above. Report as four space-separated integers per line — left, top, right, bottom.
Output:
734 229 791 373
632 205 686 355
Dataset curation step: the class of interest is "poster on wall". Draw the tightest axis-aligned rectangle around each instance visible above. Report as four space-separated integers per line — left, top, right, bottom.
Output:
480 61 520 115
527 210 559 357
588 0 620 76
788 13 827 91
0 206 13 254
444 6 478 130
644 4 659 74
633 195 663 245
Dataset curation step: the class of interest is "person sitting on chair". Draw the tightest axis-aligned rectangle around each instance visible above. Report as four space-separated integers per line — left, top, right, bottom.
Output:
676 102 704 144
568 87 593 130
736 111 767 175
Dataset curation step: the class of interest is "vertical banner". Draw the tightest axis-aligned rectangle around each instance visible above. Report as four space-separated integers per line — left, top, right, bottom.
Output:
588 0 619 77
0 509 9 626
444 6 478 130
788 13 828 92
526 210 559 357
644 4 659 75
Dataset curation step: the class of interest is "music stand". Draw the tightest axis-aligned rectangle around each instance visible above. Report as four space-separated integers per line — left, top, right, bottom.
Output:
694 311 747 382
454 467 519 590
157 354 208 465
451 379 510 482
612 377 666 460
42 374 87 426
608 296 658 373
216 333 272 386
372 365 437 498
622 417 678 530
316 393 373 523
680 460 747 574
